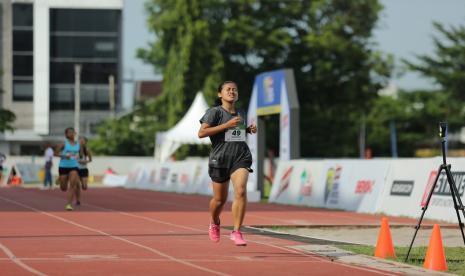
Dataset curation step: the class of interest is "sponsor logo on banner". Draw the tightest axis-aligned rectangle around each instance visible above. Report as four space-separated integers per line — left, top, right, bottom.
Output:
324 165 342 205
160 167 170 185
170 173 178 185
127 168 140 184
149 169 157 184
355 180 374 194
298 169 313 202
276 166 293 199
421 170 465 207
281 114 289 130
180 173 189 186
264 76 275 103
390 180 414 196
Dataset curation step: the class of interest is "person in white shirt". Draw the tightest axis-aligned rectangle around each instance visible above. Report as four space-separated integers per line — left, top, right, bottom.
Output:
43 143 54 189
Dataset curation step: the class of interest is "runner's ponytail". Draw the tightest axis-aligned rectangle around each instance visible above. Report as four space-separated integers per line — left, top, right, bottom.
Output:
214 97 222 106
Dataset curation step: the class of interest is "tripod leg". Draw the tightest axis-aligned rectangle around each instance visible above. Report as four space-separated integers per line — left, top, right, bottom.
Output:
444 166 465 245
405 166 443 262
445 165 465 218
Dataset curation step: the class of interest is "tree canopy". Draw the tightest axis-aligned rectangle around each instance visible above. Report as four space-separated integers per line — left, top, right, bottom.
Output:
405 22 465 100
93 0 393 157
0 109 15 133
365 21 465 157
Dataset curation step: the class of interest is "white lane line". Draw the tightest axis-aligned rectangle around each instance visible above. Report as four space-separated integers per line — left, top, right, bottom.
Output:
0 257 325 263
0 196 229 276
80 200 396 276
0 241 47 276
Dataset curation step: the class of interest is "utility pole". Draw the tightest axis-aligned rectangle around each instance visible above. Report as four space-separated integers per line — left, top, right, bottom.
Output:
74 64 81 133
109 74 115 119
359 115 366 158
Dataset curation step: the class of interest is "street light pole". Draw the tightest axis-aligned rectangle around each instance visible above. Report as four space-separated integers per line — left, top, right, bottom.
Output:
109 74 115 119
74 64 81 133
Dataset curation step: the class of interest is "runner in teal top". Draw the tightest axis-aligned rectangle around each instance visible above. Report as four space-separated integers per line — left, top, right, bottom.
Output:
59 139 80 168
55 127 81 211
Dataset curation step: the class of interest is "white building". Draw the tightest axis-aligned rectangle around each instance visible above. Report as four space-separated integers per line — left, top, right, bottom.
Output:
0 0 160 155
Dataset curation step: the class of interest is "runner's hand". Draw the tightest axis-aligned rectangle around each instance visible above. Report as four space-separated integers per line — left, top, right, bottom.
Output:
226 117 241 128
248 124 257 134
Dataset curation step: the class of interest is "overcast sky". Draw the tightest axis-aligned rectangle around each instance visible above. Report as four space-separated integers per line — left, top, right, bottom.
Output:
123 0 465 91
374 0 465 90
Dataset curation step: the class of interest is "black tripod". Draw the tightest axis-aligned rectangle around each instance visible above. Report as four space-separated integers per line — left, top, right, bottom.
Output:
405 122 465 261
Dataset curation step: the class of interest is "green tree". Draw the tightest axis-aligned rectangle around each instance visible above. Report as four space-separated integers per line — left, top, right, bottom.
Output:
405 22 465 100
366 90 458 156
93 0 391 156
139 0 392 157
0 71 16 132
0 109 15 132
89 95 169 155
138 0 219 125
386 21 465 156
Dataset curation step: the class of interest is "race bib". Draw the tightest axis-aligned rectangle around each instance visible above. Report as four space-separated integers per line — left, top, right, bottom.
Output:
225 125 246 142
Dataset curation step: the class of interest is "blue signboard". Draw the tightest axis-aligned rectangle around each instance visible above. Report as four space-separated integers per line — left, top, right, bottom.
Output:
256 70 285 115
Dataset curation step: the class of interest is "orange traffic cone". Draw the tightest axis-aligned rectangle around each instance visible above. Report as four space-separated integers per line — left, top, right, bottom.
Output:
374 217 396 258
423 224 448 271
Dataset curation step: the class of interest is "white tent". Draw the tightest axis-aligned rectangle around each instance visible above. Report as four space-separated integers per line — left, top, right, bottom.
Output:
155 92 211 161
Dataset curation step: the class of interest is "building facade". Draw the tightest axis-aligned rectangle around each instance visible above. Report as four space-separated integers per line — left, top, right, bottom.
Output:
0 0 124 154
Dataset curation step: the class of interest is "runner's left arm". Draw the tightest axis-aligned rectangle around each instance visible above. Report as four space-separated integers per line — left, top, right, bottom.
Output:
87 150 92 163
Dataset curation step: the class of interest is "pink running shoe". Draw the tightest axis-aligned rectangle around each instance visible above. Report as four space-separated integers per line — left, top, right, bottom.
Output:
230 230 247 246
209 222 220 242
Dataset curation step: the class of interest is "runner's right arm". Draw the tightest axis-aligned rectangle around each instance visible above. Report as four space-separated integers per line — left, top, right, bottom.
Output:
198 117 240 138
54 143 67 158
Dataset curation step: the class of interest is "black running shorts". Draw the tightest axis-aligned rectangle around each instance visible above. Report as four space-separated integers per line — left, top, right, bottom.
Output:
79 168 89 178
58 167 79 176
208 160 253 183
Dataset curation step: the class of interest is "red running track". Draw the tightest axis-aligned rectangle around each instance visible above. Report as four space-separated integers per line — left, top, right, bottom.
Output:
0 187 414 276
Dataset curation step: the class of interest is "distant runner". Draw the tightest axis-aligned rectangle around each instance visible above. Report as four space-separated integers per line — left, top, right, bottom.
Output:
55 127 81 211
76 136 92 206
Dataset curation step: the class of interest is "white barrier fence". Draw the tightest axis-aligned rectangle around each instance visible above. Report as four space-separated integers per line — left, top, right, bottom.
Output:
269 158 465 223
109 156 465 221
2 155 155 180
123 159 261 202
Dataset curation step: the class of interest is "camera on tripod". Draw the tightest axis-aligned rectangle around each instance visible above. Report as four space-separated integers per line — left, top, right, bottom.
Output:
405 121 465 261
439 122 447 139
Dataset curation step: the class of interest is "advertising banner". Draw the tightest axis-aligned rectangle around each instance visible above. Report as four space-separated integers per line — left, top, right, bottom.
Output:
124 157 465 222
268 160 300 204
256 70 284 116
125 159 213 197
247 85 258 192
378 158 439 219
102 174 128 187
320 160 390 213
15 163 42 184
414 157 465 222
279 80 291 160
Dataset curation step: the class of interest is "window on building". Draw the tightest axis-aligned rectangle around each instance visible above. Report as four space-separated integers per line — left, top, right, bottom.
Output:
49 9 120 111
12 3 33 101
